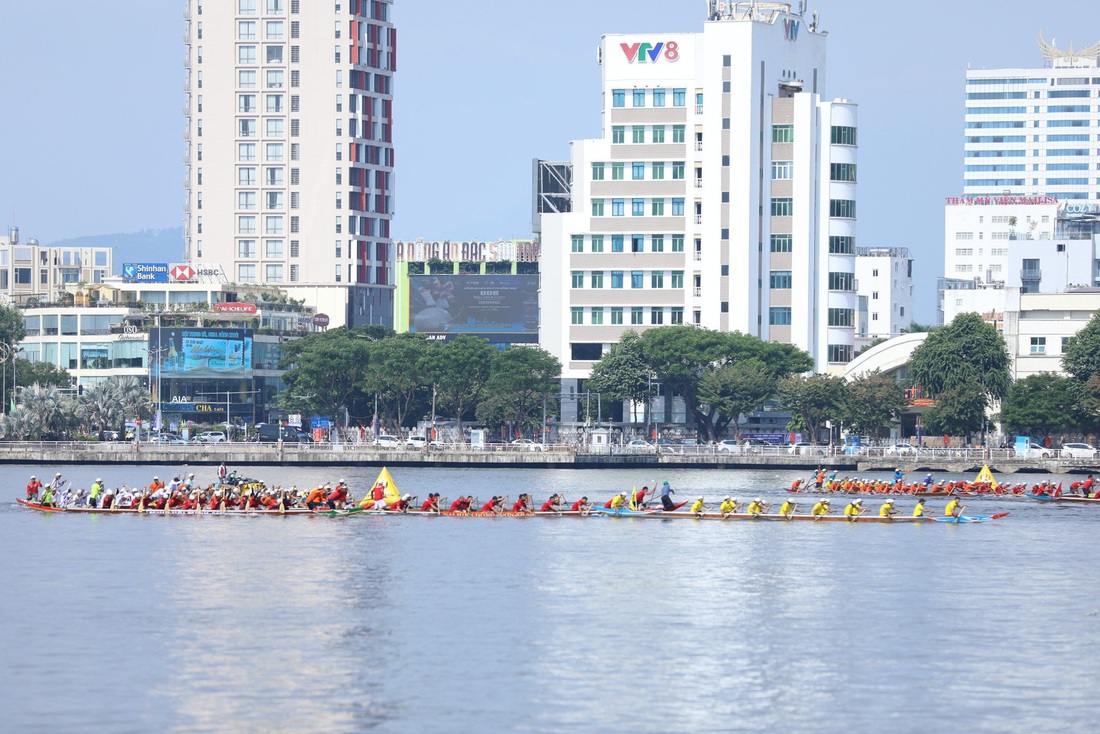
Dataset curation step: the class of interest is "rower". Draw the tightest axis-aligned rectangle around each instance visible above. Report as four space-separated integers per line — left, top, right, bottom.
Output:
922 473 934 488
420 493 441 513
944 496 965 518
389 494 413 513
779 498 798 519
39 484 55 507
512 493 531 513
789 478 803 492
570 496 591 513
326 481 349 509
893 468 904 483
843 498 864 522
305 485 328 510
912 497 928 518
659 481 676 510
630 486 650 510
480 496 504 514
25 475 42 502
747 497 769 517
539 494 562 513
689 495 707 516
608 491 627 510
449 496 472 514
719 496 741 517
811 498 831 519
878 498 900 519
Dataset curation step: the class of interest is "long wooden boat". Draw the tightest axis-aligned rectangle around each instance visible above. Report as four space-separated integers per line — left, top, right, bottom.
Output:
588 508 1008 523
16 499 338 517
1025 493 1100 504
785 489 1026 499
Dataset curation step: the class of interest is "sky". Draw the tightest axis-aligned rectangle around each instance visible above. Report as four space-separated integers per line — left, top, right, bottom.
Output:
1 0 1099 323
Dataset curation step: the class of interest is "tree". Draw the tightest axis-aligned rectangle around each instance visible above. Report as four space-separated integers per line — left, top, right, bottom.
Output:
420 335 496 439
363 334 430 432
16 384 74 439
0 303 27 348
999 372 1079 436
777 374 848 444
586 331 651 423
920 383 988 438
278 328 374 419
477 346 561 434
697 360 776 441
908 312 1010 435
1062 311 1100 387
14 359 72 389
843 371 906 438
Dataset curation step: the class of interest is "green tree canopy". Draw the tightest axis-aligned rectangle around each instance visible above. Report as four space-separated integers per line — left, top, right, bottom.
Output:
420 335 497 438
586 330 651 416
777 374 848 443
1062 311 1100 384
697 360 777 440
843 371 906 438
15 359 72 389
909 312 1011 407
920 383 989 438
363 333 430 431
477 346 561 433
278 328 374 419
999 372 1080 436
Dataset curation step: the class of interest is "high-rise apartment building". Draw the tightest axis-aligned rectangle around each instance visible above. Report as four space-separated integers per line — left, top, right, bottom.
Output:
183 0 396 327
540 2 858 387
854 247 913 341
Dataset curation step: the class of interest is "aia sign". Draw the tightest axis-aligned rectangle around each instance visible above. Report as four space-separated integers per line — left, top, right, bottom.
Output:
620 41 680 63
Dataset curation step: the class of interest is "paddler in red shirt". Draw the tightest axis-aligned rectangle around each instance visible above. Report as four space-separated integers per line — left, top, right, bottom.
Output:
570 496 591 513
387 494 413 512
420 493 440 513
480 496 503 515
326 481 349 509
25 475 42 502
449 496 472 514
539 494 562 513
513 494 533 514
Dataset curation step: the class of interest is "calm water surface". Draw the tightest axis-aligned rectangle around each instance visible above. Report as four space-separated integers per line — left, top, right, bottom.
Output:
1 463 1097 733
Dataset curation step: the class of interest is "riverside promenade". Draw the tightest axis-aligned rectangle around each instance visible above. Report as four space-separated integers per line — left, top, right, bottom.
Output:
0 441 1095 474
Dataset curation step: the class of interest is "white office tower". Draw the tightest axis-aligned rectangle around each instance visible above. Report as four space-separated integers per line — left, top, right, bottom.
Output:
183 0 396 327
942 35 1100 320
854 247 913 342
541 2 857 385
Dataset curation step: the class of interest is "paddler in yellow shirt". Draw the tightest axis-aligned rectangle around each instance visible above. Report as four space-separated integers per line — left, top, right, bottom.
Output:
779 498 798 519
912 497 928 518
944 496 965 518
690 495 708 516
811 498 831 520
719 496 741 517
609 491 627 510
878 498 899 519
747 497 769 517
843 498 864 522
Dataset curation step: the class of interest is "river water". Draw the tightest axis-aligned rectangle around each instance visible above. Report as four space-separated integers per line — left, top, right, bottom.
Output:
1 463 1097 733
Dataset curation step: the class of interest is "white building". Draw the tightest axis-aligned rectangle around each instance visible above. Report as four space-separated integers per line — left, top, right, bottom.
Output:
183 0 396 328
541 1 858 390
854 247 912 341
0 226 112 305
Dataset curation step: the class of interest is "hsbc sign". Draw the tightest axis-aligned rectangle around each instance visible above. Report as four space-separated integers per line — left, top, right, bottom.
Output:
170 263 223 281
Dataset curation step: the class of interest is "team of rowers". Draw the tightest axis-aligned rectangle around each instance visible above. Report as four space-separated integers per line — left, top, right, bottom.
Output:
789 469 1098 497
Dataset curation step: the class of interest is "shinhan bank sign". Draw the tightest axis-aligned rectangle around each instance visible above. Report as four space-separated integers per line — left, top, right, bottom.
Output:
620 41 680 63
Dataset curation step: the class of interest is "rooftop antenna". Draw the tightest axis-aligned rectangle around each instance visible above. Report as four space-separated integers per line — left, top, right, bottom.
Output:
809 11 819 32
798 0 806 16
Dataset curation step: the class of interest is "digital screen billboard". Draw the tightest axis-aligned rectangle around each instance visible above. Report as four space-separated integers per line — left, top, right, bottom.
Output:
149 328 253 378
408 275 538 341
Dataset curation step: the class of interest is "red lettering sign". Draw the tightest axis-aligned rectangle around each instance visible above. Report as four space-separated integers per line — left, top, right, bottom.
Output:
213 302 258 315
312 313 330 327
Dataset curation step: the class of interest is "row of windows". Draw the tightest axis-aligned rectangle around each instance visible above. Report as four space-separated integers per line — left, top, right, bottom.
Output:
966 147 1100 157
592 198 686 217
236 0 287 15
610 125 686 145
831 126 858 146
570 234 686 253
965 164 1026 172
236 69 287 88
570 270 685 289
770 271 856 291
572 306 685 326
592 160 686 180
236 240 291 258
829 199 856 218
237 19 285 39
967 90 1100 100
611 88 689 108
967 177 1100 187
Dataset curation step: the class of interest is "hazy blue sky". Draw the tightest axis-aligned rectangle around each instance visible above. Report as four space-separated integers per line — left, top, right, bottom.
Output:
1 0 1097 322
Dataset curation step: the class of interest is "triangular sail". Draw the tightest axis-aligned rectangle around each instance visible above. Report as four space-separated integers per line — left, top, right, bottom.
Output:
975 464 999 490
375 466 401 507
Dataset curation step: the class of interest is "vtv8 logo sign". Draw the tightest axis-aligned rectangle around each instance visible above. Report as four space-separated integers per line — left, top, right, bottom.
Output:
620 41 680 63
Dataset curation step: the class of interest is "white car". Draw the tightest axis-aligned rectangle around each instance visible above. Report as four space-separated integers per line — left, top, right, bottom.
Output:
1061 443 1097 459
196 431 227 443
885 443 918 457
375 435 403 448
1018 442 1054 459
787 442 825 455
511 439 545 452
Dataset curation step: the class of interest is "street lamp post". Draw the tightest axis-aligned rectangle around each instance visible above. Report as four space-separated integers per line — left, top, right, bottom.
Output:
0 343 11 414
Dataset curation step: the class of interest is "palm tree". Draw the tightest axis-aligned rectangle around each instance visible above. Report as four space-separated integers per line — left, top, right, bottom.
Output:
114 376 153 428
76 380 123 437
0 404 40 440
18 384 74 439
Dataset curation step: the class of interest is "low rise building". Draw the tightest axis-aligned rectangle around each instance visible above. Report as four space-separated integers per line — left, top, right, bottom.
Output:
0 226 112 304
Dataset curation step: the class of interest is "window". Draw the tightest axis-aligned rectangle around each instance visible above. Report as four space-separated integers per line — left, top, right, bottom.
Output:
769 270 792 289
831 126 858 145
571 308 583 325
771 198 793 216
672 198 685 216
611 271 624 289
612 199 624 216
266 20 284 39
631 271 644 289
772 125 794 143
631 307 644 325
829 236 854 254
571 271 584 289
828 271 855 291
238 167 256 186
592 162 605 180
238 264 257 282
633 89 646 107
652 126 665 143
632 126 645 144
612 89 625 107
652 235 665 252
830 163 857 182
239 20 257 39
239 94 257 113
771 234 793 252
652 162 665 179
238 215 256 234
571 235 584 253
611 162 624 180
265 240 283 258
591 308 605 325
612 235 624 252
591 271 604 288
612 126 625 144
266 45 283 63
673 88 686 106
238 240 257 258
672 125 685 143
239 45 257 64
651 272 664 288
591 235 604 252
652 199 665 216
239 119 257 137
265 167 283 185
956 248 974 257
651 309 664 325
1030 337 1046 354
653 89 665 107
828 308 854 327
628 235 642 252
632 162 645 180
830 199 856 218
672 162 685 179
769 307 792 326
592 199 604 216
772 161 793 179
266 94 283 113
632 199 645 216
265 215 283 234
266 191 284 209
239 191 256 210
611 307 624 325
267 0 283 12
239 70 257 88
828 345 853 364
672 235 684 252
266 69 285 88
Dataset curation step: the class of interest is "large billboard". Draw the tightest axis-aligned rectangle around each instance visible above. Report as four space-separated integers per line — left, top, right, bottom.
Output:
408 275 538 342
149 328 253 378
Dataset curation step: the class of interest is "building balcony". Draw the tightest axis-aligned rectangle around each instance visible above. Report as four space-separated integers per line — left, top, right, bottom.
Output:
695 141 703 151
694 179 703 189
692 287 702 297
695 104 704 114
694 214 703 224
1020 268 1042 281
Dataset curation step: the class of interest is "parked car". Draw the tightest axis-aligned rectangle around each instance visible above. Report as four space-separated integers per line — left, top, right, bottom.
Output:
787 442 826 455
101 430 120 441
255 423 299 443
885 443 918 457
626 439 652 448
150 433 187 444
1061 443 1097 459
196 431 227 443
511 438 545 452
375 435 403 448
1018 442 1054 459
